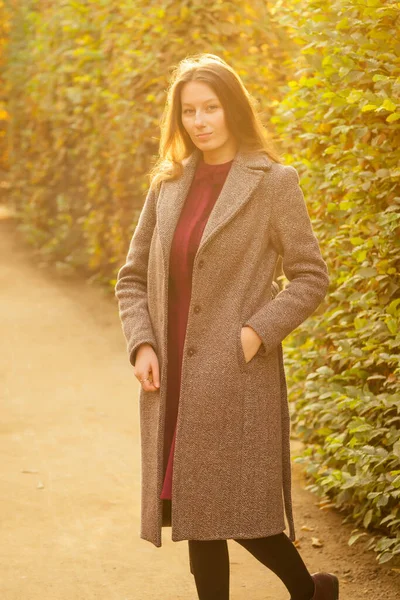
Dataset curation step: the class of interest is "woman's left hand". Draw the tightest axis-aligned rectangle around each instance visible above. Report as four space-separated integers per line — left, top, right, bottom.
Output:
240 326 263 363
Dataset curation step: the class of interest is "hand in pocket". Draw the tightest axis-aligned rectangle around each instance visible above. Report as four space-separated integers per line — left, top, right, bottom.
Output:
240 326 263 363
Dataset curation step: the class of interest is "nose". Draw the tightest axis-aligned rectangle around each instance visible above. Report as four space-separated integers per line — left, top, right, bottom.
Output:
194 110 206 127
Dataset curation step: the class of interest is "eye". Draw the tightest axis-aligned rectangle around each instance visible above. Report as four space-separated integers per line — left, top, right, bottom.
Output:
182 105 219 115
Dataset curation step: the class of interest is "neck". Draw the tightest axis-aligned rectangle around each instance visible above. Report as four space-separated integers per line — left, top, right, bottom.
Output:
202 140 238 165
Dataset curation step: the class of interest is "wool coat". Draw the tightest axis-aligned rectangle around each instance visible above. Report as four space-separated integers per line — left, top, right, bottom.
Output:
115 146 330 548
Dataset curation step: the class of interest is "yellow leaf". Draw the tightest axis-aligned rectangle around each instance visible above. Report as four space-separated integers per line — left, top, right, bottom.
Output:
361 104 378 112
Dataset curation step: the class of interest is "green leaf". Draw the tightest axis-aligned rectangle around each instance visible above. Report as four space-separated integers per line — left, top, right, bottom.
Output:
348 531 367 546
363 509 373 528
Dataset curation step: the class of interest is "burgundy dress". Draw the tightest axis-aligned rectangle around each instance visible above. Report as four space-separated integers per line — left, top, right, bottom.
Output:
160 156 234 500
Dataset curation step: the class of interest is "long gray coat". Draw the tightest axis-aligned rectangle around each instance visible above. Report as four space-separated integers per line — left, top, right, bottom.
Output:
115 146 329 548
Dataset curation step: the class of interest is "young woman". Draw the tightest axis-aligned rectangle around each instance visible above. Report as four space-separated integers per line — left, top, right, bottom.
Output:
115 53 338 600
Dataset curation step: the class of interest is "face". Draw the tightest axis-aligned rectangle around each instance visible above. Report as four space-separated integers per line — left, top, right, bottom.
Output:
180 80 237 163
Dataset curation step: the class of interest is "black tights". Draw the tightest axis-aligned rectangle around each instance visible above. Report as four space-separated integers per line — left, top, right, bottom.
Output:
188 532 315 600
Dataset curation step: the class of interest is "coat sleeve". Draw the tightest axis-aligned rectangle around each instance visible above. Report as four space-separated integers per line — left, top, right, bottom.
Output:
114 184 159 367
244 165 329 357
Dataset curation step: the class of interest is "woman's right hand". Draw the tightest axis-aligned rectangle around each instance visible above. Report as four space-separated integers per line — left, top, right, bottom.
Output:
134 343 160 392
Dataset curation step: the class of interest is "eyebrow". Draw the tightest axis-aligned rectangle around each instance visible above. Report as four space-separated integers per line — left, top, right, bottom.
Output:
182 98 219 106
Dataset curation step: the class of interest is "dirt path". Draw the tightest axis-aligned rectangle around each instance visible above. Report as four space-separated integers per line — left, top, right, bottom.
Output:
1 212 399 600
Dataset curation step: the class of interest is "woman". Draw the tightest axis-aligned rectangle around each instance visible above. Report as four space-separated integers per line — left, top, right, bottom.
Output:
115 53 338 600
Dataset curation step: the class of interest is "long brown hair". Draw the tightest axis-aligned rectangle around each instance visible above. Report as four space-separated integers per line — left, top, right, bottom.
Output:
148 53 283 192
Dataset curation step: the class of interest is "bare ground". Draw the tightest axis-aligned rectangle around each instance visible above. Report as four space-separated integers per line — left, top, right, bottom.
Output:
0 211 399 600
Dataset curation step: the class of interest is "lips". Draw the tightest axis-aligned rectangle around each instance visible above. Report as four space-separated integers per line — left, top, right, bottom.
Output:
197 133 212 139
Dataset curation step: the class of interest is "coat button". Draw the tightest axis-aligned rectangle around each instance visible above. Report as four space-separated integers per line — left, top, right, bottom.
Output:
198 260 204 268
194 305 201 314
188 348 195 356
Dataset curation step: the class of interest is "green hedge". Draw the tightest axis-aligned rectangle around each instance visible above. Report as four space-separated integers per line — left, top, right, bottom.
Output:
272 0 400 564
0 0 9 189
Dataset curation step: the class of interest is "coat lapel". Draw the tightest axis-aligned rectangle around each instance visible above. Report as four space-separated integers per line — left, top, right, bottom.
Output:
156 146 273 270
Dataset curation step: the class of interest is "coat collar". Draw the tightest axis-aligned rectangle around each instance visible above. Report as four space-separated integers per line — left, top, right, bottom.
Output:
156 146 273 270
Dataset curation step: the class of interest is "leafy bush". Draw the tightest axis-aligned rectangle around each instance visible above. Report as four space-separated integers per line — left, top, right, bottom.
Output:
0 0 9 194
272 0 400 563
